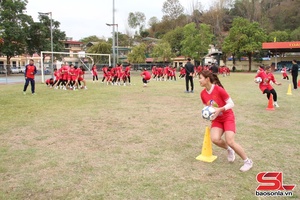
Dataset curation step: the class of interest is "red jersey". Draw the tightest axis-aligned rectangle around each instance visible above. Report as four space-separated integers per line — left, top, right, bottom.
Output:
125 66 131 76
92 65 98 76
255 71 276 92
54 71 60 80
200 84 234 122
25 64 37 79
46 78 53 85
141 71 151 80
281 67 288 77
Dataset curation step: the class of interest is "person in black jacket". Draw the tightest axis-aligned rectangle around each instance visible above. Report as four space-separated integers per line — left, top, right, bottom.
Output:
210 63 219 74
291 60 298 89
184 58 195 93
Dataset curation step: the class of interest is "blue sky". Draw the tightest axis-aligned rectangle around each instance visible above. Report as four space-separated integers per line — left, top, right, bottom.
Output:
26 0 212 41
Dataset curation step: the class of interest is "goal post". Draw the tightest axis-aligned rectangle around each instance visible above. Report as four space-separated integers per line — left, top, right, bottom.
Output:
40 51 111 83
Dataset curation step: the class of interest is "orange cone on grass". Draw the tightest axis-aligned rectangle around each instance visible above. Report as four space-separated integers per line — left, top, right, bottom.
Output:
266 94 275 111
196 126 217 162
287 83 292 95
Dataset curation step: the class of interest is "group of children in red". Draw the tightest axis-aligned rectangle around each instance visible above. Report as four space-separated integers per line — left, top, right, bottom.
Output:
151 65 177 81
99 64 132 86
178 65 231 79
46 64 87 90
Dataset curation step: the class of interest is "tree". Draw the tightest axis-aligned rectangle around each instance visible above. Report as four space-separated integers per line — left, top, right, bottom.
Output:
151 41 174 63
86 41 111 64
265 0 300 32
180 23 213 61
127 12 146 35
290 27 300 41
268 31 290 42
147 17 160 37
230 0 262 22
162 0 184 21
162 27 184 56
0 0 31 72
25 13 66 65
222 17 267 71
127 43 146 64
80 35 105 44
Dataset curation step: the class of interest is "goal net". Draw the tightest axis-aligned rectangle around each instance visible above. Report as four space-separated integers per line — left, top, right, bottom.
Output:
40 51 111 82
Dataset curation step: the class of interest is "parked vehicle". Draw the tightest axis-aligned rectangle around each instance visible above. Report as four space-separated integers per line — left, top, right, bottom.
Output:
11 67 20 74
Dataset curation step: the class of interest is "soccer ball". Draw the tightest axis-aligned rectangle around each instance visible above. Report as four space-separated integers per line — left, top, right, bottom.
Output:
255 77 262 83
202 106 216 120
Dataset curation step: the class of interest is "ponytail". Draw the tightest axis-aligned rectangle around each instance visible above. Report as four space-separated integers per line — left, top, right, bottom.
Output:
200 70 224 88
212 73 224 88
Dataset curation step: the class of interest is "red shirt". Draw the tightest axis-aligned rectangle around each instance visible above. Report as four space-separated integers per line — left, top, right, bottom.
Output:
125 66 131 75
200 85 234 121
25 64 36 79
69 68 76 77
92 66 98 75
141 71 151 80
46 79 53 84
255 71 276 92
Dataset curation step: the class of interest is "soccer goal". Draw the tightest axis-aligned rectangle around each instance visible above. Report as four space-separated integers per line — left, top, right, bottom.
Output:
40 51 111 83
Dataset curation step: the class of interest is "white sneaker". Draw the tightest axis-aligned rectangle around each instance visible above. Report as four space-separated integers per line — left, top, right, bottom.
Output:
227 147 235 162
240 159 253 172
273 102 279 107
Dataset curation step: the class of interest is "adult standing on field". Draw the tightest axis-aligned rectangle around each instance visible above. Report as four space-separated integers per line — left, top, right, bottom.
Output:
184 58 195 93
23 59 37 95
291 60 298 89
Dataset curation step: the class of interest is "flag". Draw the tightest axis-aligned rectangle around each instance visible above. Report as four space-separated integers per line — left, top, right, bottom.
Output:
274 37 276 42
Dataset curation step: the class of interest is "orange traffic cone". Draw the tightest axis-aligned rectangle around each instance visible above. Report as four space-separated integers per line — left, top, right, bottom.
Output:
287 83 292 95
298 80 300 87
196 126 217 162
266 94 275 111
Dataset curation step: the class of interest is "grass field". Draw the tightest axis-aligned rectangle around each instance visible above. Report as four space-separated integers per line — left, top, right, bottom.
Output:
0 72 299 200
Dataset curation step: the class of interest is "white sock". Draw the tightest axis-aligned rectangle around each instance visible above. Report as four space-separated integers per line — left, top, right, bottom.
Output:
243 158 249 162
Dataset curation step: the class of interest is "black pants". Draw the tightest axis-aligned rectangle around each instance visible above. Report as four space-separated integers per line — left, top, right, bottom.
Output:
263 89 277 101
292 74 298 89
142 78 148 84
93 75 98 81
185 75 194 92
23 78 35 94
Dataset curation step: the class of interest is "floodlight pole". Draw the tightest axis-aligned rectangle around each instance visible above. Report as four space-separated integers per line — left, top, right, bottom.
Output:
105 0 117 67
106 23 118 66
38 11 54 79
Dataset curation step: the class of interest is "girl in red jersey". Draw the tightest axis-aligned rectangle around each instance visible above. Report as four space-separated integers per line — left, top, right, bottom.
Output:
281 65 289 80
255 66 281 107
52 68 60 88
45 78 54 86
92 64 98 83
179 65 186 79
101 65 108 83
199 70 253 172
141 68 151 87
124 64 131 85
77 66 87 89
